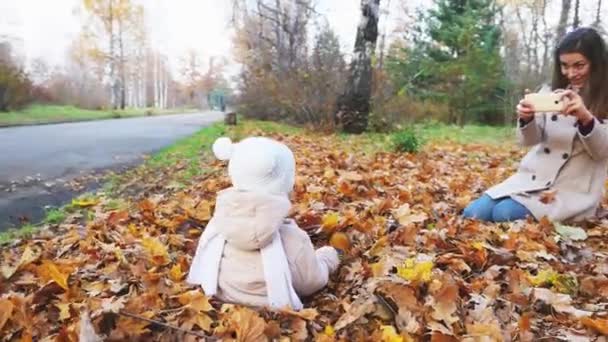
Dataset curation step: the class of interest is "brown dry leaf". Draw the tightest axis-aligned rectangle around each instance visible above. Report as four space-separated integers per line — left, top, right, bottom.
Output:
581 317 608 335
141 236 170 266
334 296 377 331
178 291 213 312
280 308 319 321
1 245 40 279
392 204 428 226
0 298 14 331
37 260 73 290
230 307 268 342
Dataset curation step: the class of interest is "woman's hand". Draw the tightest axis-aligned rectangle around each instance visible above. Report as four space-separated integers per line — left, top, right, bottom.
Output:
559 90 594 125
517 89 535 122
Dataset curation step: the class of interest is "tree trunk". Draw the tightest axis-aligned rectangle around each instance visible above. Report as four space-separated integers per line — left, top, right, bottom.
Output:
108 0 117 109
573 0 580 29
556 0 572 43
118 19 126 110
335 0 381 134
594 0 602 28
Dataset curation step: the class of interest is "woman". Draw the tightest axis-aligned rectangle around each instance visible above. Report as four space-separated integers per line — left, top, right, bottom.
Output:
464 27 608 222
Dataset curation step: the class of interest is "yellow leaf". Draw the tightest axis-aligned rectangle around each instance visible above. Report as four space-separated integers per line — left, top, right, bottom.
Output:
230 307 267 342
192 312 213 331
169 264 184 282
527 269 578 294
71 197 99 207
471 241 485 251
178 291 213 312
322 212 340 232
324 325 335 336
397 258 434 283
329 232 350 251
581 317 608 335
1 246 40 279
381 325 404 342
371 261 386 277
37 260 72 290
141 237 170 266
55 303 72 321
0 299 14 332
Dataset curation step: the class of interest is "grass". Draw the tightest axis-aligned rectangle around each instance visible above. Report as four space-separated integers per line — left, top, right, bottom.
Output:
0 224 39 245
0 104 199 127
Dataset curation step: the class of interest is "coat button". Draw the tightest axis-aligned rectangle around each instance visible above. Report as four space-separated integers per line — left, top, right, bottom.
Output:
562 153 569 159
551 115 558 121
544 147 551 154
532 175 536 180
546 181 552 187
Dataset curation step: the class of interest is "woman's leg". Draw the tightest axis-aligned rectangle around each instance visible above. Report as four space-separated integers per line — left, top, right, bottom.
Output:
463 194 499 222
491 198 531 222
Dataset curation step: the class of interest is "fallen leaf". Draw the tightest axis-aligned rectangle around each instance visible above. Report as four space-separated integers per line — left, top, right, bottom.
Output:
0 299 14 331
581 317 608 335
37 260 72 290
555 223 588 241
178 291 213 312
1 246 40 279
230 307 268 342
168 263 184 281
322 212 340 232
141 236 170 265
392 204 428 226
397 258 434 283
381 325 404 342
330 232 351 251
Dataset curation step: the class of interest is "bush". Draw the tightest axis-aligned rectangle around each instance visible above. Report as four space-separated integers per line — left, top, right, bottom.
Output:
392 128 420 153
0 63 33 111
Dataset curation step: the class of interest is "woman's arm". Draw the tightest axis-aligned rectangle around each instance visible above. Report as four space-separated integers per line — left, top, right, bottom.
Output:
579 118 608 160
517 114 546 147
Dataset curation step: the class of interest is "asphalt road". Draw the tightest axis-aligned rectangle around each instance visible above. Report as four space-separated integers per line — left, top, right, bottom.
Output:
0 111 224 229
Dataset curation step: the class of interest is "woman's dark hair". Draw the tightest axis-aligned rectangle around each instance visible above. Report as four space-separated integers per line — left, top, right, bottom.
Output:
552 27 608 118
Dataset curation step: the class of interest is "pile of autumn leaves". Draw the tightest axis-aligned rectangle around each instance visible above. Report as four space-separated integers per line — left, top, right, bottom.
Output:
1 131 608 341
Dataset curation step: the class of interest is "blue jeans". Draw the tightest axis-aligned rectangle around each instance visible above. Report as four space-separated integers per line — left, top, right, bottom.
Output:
463 195 531 222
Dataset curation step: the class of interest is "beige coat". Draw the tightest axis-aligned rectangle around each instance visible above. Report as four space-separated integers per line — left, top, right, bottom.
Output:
190 188 339 307
486 113 608 222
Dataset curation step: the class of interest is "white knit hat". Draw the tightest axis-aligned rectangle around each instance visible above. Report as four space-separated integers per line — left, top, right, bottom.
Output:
212 137 295 195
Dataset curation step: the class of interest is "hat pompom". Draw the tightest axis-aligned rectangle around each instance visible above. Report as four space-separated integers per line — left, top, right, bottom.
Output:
213 137 234 161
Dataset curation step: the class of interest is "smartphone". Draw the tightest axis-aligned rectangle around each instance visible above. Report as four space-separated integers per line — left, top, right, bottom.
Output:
524 93 565 112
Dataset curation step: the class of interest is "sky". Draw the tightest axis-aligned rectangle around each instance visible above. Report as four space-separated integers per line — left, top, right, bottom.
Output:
0 0 406 77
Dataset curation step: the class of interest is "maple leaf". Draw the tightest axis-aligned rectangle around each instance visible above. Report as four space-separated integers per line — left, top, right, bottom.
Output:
37 260 73 290
229 307 268 342
141 236 170 266
392 204 428 226
581 317 608 335
168 263 184 282
397 258 434 283
0 299 14 332
178 290 213 312
1 245 40 280
321 212 340 232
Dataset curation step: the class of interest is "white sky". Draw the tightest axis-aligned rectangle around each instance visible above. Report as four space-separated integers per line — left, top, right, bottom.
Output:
0 0 406 77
